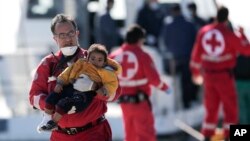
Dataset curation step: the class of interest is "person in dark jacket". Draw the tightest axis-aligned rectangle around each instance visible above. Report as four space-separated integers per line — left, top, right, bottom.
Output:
161 4 199 109
95 0 120 53
136 0 165 49
187 2 207 31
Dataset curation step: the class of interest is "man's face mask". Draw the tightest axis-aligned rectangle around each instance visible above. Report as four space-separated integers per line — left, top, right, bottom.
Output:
60 46 78 56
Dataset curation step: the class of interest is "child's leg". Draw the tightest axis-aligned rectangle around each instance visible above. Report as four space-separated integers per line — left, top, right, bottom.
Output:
55 90 96 116
52 112 63 123
44 107 53 115
45 92 61 113
37 92 60 133
37 111 53 133
38 86 73 132
45 84 75 115
37 90 96 132
74 91 96 112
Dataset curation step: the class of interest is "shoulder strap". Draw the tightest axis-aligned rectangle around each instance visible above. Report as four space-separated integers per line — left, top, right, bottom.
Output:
50 48 80 75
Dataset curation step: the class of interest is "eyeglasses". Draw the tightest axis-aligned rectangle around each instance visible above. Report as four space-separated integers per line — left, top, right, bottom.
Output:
54 30 76 39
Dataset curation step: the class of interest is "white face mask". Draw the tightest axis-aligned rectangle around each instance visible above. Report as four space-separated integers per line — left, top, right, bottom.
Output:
60 46 78 56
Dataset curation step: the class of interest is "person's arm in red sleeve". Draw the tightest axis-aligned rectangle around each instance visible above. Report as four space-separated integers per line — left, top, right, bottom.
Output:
232 27 250 56
190 42 202 77
29 57 51 110
190 31 203 85
142 53 169 91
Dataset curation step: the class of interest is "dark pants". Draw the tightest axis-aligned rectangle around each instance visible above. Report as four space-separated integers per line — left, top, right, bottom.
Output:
46 84 96 115
236 80 250 124
164 58 199 109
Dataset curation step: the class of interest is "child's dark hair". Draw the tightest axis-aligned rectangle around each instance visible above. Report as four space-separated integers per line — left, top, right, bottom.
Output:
87 44 108 62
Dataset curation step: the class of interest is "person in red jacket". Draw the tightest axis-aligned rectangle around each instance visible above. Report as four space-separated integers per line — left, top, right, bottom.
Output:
29 14 120 141
190 6 250 141
109 24 170 141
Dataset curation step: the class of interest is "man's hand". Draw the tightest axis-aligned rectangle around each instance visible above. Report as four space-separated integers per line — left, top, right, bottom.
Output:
96 86 108 96
54 84 63 93
73 74 94 92
192 75 203 85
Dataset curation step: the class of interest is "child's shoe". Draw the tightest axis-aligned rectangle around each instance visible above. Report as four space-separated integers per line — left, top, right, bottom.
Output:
37 113 52 133
40 120 58 131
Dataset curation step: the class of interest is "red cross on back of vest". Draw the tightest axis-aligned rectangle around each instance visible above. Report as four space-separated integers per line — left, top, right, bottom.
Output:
113 51 138 80
202 29 225 56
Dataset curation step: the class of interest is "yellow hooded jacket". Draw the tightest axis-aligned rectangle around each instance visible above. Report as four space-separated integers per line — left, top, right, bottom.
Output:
57 58 122 99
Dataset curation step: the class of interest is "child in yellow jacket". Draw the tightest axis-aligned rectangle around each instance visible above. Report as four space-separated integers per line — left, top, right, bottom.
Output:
56 52 121 99
38 44 121 132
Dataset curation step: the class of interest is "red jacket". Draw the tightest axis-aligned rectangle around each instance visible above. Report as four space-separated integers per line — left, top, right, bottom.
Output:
190 23 250 76
109 43 168 96
29 48 120 128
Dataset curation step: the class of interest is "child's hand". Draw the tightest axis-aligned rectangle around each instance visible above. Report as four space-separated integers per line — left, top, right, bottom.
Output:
69 78 75 84
54 84 63 93
96 86 108 96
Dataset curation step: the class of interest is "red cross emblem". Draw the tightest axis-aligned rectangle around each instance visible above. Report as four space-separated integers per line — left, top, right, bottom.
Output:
202 29 225 56
113 51 138 80
121 54 135 77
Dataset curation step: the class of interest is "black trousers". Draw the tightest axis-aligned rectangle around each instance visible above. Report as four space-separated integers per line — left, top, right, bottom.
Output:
164 58 199 109
46 84 96 114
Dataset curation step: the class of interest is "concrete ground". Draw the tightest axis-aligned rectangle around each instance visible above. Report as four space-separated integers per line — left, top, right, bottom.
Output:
114 131 199 141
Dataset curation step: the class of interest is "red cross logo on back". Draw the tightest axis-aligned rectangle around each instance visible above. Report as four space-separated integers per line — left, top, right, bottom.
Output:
206 33 222 52
113 51 138 80
121 54 135 77
202 29 225 56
